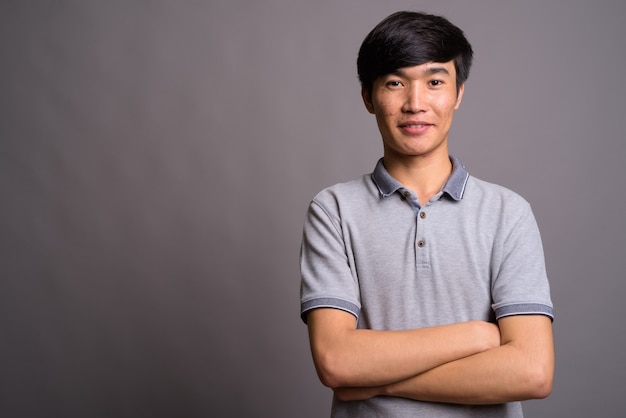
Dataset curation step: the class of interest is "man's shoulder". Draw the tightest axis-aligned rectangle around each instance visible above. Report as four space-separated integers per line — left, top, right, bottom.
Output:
312 173 376 204
465 175 530 209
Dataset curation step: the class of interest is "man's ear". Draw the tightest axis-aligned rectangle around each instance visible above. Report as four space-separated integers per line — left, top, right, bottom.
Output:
361 87 375 114
454 83 465 110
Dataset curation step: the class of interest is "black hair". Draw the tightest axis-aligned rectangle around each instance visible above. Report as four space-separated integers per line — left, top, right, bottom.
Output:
357 11 473 94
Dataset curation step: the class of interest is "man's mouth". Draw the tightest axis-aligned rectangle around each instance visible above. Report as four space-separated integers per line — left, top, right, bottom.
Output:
399 121 431 128
398 122 432 133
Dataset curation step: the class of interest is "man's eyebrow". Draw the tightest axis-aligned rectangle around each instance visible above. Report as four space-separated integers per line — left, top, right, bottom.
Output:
390 66 451 77
424 66 451 76
390 69 407 77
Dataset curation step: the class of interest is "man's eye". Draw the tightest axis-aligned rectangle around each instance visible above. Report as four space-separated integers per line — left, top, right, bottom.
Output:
429 80 443 86
387 81 402 87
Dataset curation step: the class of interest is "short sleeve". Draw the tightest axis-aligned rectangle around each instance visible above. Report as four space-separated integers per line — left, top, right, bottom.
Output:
299 197 361 324
491 201 554 321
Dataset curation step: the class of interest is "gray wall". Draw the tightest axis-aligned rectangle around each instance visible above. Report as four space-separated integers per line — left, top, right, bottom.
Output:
1 1 625 417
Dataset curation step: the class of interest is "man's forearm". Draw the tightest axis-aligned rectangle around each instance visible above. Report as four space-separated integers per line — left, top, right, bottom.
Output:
335 315 554 404
308 309 500 389
385 342 552 404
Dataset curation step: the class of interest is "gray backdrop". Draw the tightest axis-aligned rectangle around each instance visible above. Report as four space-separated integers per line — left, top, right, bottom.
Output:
1 1 625 417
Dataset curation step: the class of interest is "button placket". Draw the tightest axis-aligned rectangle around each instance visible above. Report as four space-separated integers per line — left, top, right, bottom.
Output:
417 209 426 248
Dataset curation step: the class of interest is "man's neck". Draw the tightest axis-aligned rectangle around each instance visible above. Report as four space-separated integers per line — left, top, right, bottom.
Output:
383 152 453 206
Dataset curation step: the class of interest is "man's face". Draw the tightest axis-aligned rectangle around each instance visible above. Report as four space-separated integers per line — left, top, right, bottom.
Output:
362 60 464 161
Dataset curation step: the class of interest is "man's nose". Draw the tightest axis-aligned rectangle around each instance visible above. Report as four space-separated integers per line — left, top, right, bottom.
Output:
402 86 425 113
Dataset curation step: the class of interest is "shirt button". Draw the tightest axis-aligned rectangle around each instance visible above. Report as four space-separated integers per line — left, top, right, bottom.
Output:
403 191 411 199
419 212 426 219
417 240 425 248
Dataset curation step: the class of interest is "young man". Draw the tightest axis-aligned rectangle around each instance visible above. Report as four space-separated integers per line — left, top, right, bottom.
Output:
299 11 554 417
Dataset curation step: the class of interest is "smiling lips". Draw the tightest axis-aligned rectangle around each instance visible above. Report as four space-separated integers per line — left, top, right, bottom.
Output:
398 121 433 135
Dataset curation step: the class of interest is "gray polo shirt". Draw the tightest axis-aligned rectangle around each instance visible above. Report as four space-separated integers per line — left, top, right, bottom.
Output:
300 156 553 417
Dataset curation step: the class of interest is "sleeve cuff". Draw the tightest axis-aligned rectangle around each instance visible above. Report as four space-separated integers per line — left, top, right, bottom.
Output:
300 298 360 324
494 303 554 321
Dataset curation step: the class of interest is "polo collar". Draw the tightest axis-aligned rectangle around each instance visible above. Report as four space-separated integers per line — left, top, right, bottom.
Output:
372 155 470 201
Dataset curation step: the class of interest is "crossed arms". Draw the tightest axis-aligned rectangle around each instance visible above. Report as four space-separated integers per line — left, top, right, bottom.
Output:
307 308 554 404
